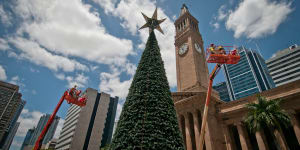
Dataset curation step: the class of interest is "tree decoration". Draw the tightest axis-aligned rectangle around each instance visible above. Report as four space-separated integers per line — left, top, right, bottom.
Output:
110 8 185 150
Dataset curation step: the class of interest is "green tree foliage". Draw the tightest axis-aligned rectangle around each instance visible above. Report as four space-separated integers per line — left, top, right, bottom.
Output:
110 32 185 150
244 95 291 149
100 145 110 150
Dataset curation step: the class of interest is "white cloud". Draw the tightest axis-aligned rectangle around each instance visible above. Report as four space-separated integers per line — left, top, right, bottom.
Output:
90 65 98 71
0 65 7 80
95 0 177 87
10 37 88 72
14 0 134 67
10 76 20 84
0 38 10 51
55 73 89 88
55 73 65 80
7 51 20 59
226 0 293 38
115 102 123 121
16 109 43 137
7 75 26 90
210 5 228 30
172 15 176 21
0 5 12 26
30 67 40 73
66 73 89 88
99 67 133 99
54 118 65 139
217 5 227 21
212 22 220 29
93 0 118 14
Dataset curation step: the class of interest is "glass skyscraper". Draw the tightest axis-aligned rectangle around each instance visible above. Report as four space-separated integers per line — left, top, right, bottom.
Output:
21 128 35 150
223 47 275 100
213 82 231 102
29 114 60 145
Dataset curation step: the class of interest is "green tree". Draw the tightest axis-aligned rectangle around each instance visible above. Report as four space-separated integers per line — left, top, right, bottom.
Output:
109 31 185 150
244 95 291 150
100 145 110 150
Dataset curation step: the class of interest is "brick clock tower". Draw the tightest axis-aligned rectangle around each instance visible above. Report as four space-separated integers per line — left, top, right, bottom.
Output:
174 4 209 92
172 4 225 150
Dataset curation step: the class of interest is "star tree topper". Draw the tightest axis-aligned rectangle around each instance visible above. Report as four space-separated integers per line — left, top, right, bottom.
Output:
139 8 166 34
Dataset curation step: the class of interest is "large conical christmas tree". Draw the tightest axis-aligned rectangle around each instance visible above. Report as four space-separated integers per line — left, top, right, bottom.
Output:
110 9 185 150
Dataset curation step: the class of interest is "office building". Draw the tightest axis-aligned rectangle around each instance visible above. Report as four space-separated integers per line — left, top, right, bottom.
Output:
0 122 19 150
0 100 25 150
29 114 60 145
266 44 300 86
45 139 57 149
21 128 35 150
55 88 118 150
223 47 275 100
213 82 231 102
0 81 22 142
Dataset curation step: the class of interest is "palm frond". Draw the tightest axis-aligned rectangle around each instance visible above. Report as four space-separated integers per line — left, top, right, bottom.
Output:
243 95 291 132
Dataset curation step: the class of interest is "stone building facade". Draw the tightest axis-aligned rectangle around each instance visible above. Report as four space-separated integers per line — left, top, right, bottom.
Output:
172 4 300 150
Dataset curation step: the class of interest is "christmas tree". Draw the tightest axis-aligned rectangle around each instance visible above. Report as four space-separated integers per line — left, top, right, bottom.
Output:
110 8 185 150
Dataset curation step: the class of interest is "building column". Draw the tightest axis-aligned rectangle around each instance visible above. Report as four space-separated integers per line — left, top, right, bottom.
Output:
288 110 300 144
255 130 269 150
192 110 200 150
236 122 252 150
177 114 183 133
273 129 288 150
184 113 193 150
222 124 235 150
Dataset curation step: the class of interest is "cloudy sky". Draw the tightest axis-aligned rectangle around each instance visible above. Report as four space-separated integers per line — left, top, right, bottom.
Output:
0 0 298 149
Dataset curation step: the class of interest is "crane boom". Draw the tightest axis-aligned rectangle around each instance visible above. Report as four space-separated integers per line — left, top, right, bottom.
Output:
199 64 221 150
33 91 67 150
33 87 86 150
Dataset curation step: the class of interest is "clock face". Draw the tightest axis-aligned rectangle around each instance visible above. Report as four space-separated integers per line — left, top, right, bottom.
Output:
179 43 188 55
195 43 202 53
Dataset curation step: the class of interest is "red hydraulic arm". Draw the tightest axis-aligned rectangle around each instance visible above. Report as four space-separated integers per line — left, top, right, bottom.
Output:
33 91 67 150
34 88 86 150
199 64 222 150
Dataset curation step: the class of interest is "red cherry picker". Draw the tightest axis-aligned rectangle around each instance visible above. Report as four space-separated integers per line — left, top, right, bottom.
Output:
199 45 240 150
33 86 87 150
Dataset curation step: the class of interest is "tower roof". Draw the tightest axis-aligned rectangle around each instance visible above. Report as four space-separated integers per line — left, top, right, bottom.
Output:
180 4 189 16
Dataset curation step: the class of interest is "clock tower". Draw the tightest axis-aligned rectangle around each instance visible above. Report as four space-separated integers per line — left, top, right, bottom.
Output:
174 4 209 92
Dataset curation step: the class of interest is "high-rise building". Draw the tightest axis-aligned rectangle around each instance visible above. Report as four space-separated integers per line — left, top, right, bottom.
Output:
0 81 22 142
213 82 230 102
29 114 60 145
266 44 300 86
0 100 25 150
0 122 20 150
55 88 118 150
45 139 57 149
223 47 275 100
21 128 35 150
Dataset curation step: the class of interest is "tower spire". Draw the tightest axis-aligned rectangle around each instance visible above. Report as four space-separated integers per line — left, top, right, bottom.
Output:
180 4 189 16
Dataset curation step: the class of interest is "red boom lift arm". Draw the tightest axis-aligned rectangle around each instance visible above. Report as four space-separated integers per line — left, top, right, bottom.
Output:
199 64 222 150
34 89 86 150
198 45 240 150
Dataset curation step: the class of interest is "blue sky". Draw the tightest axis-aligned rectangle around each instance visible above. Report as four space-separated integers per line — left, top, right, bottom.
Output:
0 0 298 149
